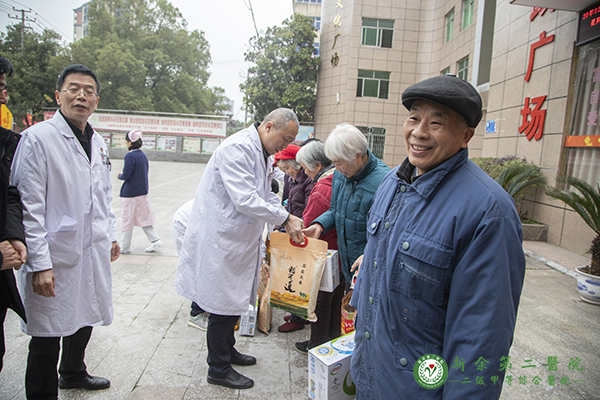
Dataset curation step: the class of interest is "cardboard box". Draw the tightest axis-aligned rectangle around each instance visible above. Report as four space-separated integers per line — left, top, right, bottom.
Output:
319 250 340 292
308 331 356 400
239 298 258 336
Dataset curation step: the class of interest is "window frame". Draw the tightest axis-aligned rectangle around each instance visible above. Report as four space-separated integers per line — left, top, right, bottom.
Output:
441 67 451 75
445 8 455 43
361 18 394 49
457 57 469 81
357 126 387 160
462 0 474 29
357 70 391 100
309 16 321 31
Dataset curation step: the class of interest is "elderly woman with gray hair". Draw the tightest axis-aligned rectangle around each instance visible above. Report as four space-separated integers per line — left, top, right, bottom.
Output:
291 139 346 354
303 123 390 291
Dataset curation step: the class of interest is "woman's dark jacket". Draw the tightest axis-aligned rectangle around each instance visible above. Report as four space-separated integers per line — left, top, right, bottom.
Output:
118 149 149 198
287 168 314 218
0 126 26 322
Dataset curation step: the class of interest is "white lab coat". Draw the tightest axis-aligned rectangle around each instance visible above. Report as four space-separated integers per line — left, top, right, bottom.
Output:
10 111 117 337
172 199 194 255
175 123 288 316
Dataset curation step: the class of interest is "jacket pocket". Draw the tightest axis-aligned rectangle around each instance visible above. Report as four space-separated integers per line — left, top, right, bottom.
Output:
366 213 381 238
46 230 81 268
390 233 452 306
216 217 255 255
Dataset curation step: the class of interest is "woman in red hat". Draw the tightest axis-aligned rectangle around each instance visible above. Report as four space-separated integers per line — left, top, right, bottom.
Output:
273 143 314 332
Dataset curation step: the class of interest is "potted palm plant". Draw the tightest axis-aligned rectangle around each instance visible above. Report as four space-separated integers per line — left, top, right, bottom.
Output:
546 177 600 305
495 163 548 241
473 157 548 241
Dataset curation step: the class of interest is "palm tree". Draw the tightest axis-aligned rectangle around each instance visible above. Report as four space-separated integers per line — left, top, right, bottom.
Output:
546 177 600 276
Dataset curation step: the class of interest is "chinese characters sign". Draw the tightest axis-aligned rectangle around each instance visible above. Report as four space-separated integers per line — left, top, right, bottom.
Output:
519 10 554 141
446 355 585 387
330 0 344 66
578 2 600 45
519 95 547 141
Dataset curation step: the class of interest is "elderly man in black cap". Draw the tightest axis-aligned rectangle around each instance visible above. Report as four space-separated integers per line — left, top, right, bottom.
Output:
350 75 526 399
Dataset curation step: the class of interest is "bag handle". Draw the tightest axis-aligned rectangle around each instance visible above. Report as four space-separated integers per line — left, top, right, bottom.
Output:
289 237 309 248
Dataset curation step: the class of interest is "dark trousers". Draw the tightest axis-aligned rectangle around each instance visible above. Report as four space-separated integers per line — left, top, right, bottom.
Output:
310 277 346 347
25 326 92 400
0 307 6 372
206 313 239 378
191 302 205 317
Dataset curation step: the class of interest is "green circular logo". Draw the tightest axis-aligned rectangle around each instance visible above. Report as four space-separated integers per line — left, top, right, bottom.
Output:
413 354 448 389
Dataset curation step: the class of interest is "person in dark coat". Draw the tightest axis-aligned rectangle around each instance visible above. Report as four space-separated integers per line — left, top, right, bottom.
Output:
0 55 27 372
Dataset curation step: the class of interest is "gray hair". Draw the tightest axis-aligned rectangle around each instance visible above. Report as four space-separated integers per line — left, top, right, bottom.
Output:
296 140 332 172
324 123 368 164
280 158 301 171
261 108 299 131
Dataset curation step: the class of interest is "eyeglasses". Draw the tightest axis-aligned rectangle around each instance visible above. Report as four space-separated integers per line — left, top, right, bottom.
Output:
60 87 98 98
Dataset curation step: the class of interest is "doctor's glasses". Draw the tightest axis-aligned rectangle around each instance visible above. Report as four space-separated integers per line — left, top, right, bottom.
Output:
60 87 98 99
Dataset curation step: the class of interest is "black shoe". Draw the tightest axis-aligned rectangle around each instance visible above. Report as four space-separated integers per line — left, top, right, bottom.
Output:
59 375 110 390
295 340 309 355
207 369 254 389
231 351 257 366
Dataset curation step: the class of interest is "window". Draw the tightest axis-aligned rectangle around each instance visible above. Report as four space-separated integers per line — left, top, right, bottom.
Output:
560 40 600 188
462 0 474 29
445 8 455 43
357 126 386 159
295 0 322 3
357 70 390 99
457 57 469 81
313 43 320 57
361 18 394 48
441 67 450 75
309 16 321 31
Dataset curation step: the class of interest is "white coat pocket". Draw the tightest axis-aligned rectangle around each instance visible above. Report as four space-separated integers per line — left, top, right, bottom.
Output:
216 217 254 255
47 230 81 268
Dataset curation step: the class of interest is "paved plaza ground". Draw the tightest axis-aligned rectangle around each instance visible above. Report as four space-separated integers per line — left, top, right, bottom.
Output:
1 160 599 400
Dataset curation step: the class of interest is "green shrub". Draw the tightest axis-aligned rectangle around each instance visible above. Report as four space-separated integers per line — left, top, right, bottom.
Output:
472 156 547 220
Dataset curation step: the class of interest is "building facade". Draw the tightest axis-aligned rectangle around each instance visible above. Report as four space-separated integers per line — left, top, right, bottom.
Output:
73 2 90 41
314 0 598 255
292 0 323 56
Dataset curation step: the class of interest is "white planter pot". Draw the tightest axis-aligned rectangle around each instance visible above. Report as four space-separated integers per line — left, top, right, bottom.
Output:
576 267 600 305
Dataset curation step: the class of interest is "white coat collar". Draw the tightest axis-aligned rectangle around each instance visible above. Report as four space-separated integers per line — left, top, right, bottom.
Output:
51 110 96 164
248 123 274 172
248 122 263 153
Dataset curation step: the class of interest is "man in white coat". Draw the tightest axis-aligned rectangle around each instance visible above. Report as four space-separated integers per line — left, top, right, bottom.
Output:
11 64 120 400
176 108 304 390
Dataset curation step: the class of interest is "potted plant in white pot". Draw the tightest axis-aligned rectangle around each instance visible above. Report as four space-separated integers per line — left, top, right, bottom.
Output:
546 177 600 305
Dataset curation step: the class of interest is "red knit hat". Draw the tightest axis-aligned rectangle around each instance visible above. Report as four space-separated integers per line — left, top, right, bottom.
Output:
274 144 301 165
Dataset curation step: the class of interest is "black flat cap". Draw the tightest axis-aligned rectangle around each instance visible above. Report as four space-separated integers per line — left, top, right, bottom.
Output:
402 75 483 128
